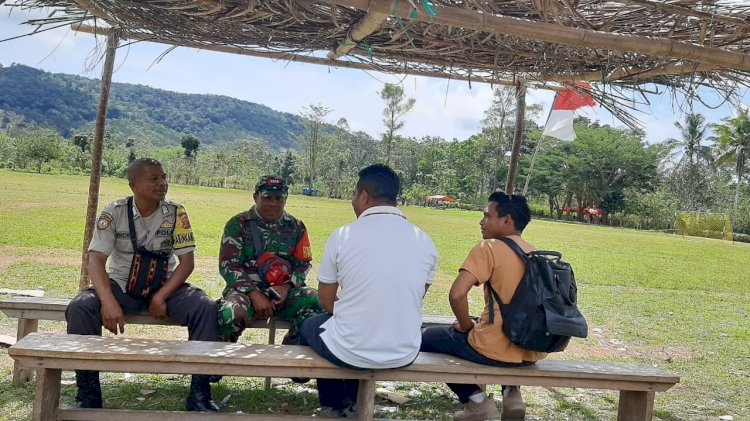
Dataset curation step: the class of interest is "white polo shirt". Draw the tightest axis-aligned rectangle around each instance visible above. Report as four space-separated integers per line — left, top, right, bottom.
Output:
318 206 438 369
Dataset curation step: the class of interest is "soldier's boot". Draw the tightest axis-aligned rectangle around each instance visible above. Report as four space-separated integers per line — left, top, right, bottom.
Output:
209 332 241 383
186 375 219 412
74 370 102 408
282 333 311 384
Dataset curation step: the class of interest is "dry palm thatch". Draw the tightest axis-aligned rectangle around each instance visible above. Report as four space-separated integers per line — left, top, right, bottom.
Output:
3 0 750 127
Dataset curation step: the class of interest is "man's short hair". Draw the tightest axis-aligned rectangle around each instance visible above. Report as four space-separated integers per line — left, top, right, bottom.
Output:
356 164 400 204
488 191 531 232
127 158 163 181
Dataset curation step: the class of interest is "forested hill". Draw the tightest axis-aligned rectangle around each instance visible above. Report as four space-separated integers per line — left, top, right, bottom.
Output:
0 64 305 148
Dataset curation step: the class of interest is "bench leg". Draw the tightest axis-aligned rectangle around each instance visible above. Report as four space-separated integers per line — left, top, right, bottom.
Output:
12 318 38 386
32 368 61 421
264 323 277 390
355 379 375 421
617 390 655 421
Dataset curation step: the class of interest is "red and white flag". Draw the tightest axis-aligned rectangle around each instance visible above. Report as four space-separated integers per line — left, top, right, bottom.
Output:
542 82 596 141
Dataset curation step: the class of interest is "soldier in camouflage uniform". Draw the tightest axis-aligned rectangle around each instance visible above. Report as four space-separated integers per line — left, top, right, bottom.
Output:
217 175 323 346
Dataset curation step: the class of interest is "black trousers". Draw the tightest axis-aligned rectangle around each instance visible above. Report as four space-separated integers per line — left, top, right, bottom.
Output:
66 280 218 341
299 313 363 409
420 326 533 403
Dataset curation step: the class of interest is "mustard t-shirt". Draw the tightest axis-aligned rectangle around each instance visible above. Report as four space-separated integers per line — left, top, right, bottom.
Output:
462 235 548 363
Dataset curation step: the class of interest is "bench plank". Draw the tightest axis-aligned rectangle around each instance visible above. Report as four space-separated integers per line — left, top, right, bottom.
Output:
58 409 406 420
1 297 454 389
10 333 679 421
0 297 455 329
58 408 343 420
11 333 679 389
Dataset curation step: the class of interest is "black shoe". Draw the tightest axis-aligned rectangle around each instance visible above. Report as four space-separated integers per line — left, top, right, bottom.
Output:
74 370 102 408
291 376 311 384
208 375 222 383
186 375 219 412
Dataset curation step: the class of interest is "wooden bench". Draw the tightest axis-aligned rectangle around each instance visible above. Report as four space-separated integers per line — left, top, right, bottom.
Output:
0 296 452 386
11 332 679 421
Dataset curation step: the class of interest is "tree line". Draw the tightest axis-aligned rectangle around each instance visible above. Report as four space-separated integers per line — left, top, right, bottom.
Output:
0 64 309 147
0 83 748 238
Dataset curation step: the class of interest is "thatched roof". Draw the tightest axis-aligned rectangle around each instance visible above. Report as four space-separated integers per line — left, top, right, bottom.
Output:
5 0 750 125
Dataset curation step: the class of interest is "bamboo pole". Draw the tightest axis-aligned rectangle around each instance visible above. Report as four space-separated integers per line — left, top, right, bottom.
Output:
541 62 720 83
521 133 545 197
74 0 114 21
79 29 119 292
522 100 557 196
619 0 750 29
71 23 564 90
324 0 750 71
328 11 387 60
505 82 526 195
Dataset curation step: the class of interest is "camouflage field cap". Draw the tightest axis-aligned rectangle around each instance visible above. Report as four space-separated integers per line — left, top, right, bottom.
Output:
255 175 288 197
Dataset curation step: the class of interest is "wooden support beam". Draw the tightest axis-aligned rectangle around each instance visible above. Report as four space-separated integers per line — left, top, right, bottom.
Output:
75 0 115 21
356 379 376 421
70 23 562 90
79 28 119 291
620 0 750 29
541 62 720 83
617 390 655 421
33 368 61 421
324 0 750 71
505 82 526 195
11 318 38 386
328 11 388 60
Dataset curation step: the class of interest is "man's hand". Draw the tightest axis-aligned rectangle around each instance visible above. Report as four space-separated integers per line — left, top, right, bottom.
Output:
147 294 168 318
453 319 475 334
272 283 292 308
249 290 275 319
100 297 125 335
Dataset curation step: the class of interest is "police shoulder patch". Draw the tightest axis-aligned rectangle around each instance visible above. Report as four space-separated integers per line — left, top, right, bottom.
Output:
97 212 113 230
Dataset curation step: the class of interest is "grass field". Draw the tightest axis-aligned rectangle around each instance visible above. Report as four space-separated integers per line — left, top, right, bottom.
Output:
0 169 748 420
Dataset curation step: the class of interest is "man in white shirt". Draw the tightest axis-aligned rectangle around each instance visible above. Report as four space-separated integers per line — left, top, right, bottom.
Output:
299 164 438 416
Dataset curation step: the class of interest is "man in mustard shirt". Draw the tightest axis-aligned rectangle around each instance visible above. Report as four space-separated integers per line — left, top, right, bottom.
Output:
421 191 545 421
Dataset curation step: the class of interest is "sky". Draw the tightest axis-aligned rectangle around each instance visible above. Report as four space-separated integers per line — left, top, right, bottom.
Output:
1 5 749 145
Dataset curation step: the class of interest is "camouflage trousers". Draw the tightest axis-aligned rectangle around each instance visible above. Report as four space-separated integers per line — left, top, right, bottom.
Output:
217 286 324 345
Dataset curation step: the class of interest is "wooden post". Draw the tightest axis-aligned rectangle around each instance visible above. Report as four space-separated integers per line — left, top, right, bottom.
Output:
11 318 38 386
32 368 61 421
505 82 526 194
264 321 277 389
617 390 655 421
355 378 376 421
78 29 120 291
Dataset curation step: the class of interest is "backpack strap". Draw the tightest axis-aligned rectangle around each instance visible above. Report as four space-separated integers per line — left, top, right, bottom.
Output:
486 237 527 325
487 282 503 325
495 236 527 260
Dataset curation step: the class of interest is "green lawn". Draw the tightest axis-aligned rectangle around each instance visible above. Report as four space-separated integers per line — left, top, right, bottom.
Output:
0 169 748 420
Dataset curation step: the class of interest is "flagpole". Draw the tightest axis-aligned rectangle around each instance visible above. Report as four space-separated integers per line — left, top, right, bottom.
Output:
522 101 555 196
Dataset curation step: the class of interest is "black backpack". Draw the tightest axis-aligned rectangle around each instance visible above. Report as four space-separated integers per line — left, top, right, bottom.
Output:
486 237 588 353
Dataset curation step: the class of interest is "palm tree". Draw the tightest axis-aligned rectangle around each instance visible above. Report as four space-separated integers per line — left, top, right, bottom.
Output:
667 113 712 165
711 108 750 228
